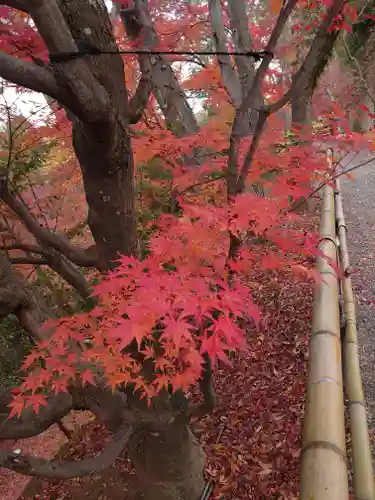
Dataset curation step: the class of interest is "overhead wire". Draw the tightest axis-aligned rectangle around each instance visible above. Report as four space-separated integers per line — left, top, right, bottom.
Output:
48 44 273 63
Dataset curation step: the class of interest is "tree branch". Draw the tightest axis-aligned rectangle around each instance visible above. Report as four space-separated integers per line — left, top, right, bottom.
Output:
342 31 375 104
119 1 199 136
0 422 132 478
0 0 29 13
0 392 73 440
233 0 298 132
0 52 60 99
227 0 254 79
0 251 51 341
1 243 44 254
42 249 92 299
1 242 92 298
236 109 268 194
233 0 344 194
0 185 97 268
128 74 152 124
3 0 110 122
208 0 242 107
9 256 47 265
268 0 345 114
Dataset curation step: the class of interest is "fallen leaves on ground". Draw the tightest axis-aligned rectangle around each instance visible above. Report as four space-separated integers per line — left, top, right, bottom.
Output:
194 261 313 499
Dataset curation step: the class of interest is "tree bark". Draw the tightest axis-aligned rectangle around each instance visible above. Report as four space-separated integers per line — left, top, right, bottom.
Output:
291 92 312 128
0 250 51 341
55 0 139 269
118 0 199 137
129 413 205 500
71 119 138 269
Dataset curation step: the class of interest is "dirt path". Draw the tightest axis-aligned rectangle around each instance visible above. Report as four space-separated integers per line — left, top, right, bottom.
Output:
341 149 375 429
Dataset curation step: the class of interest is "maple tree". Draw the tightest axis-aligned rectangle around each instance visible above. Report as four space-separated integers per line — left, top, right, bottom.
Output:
0 0 368 498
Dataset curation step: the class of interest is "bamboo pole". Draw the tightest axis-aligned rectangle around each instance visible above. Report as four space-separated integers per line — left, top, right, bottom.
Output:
335 176 375 500
299 182 349 500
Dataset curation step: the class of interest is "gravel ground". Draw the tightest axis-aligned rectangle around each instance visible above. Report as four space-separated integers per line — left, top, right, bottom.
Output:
341 149 375 429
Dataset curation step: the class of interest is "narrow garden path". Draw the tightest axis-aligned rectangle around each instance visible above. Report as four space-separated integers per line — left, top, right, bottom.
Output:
341 149 375 430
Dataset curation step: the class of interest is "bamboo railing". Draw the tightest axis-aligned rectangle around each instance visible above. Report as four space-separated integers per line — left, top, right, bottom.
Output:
299 151 374 499
335 177 374 500
299 183 349 500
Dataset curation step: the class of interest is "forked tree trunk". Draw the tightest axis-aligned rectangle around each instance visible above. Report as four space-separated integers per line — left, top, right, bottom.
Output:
118 1 199 138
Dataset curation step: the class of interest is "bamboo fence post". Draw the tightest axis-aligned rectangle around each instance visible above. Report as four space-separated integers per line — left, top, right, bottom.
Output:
299 182 349 500
335 176 375 500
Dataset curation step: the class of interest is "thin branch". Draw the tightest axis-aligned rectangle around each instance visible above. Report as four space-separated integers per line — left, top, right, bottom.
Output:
2 240 92 298
358 0 373 20
268 0 345 115
12 99 58 140
42 249 92 299
0 422 132 478
177 173 227 196
236 110 268 194
235 0 298 122
342 32 375 104
234 0 345 194
0 184 97 267
0 243 92 298
227 0 297 191
19 182 49 230
290 154 375 212
0 243 44 254
9 256 47 265
3 93 13 174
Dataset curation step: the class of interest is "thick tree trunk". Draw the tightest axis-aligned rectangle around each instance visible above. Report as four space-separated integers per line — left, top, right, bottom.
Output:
129 416 205 500
72 119 139 269
57 0 139 269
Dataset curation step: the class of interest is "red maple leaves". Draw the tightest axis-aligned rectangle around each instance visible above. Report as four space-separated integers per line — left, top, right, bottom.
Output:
3 0 365 419
9 187 320 416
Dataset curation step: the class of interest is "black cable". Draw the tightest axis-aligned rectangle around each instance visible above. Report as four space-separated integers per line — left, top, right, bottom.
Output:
199 479 214 500
49 43 273 64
